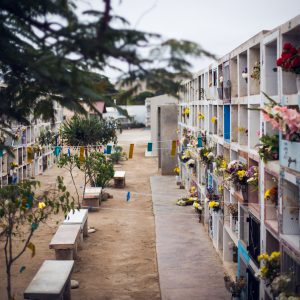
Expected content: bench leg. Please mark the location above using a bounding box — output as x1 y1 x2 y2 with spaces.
55 249 74 260
63 279 71 300
83 220 88 238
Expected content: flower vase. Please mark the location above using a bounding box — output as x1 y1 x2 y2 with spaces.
241 185 248 201
297 74 300 95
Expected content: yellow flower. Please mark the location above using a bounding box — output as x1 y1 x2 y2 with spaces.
264 189 271 200
258 253 269 262
190 186 196 193
203 151 208 157
209 201 219 208
193 202 200 209
270 251 280 260
183 108 190 116
261 265 268 275
237 170 246 180
220 160 227 169
211 116 217 124
174 167 180 174
198 112 205 120
38 202 46 209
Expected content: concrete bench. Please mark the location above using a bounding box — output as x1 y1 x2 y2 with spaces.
82 187 102 209
49 225 81 260
113 171 126 188
63 209 88 241
24 260 74 300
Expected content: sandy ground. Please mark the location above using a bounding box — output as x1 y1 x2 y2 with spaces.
0 128 161 300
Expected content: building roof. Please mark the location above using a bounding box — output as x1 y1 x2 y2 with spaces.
93 101 107 114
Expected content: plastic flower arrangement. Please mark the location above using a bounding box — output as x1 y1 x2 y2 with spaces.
173 166 180 175
251 61 260 82
199 146 214 166
246 166 259 187
214 155 227 176
257 252 281 285
227 203 238 217
261 94 300 142
208 200 220 211
181 149 191 162
264 186 278 205
198 112 205 120
186 158 195 168
256 134 279 162
183 107 190 117
224 274 246 297
276 43 300 74
226 160 248 190
211 116 217 124
206 186 220 201
10 162 18 168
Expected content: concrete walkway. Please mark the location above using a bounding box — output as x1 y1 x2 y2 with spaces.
150 176 230 300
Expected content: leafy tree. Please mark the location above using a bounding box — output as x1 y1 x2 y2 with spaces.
0 177 75 300
0 0 215 132
86 152 114 188
62 115 120 146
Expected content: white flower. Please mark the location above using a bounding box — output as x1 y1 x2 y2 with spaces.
219 76 224 83
207 152 214 159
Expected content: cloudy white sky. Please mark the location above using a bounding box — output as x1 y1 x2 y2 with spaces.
85 0 300 79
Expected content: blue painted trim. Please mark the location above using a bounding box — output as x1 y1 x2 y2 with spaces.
238 240 250 277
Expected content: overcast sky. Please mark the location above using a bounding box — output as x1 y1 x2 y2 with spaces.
86 0 300 79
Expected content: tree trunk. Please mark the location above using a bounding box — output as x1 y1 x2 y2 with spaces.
84 148 95 186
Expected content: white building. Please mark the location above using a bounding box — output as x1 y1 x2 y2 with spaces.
178 15 300 300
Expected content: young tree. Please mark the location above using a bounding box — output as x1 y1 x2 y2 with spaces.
0 177 75 300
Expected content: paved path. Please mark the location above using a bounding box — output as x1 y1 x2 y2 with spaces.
151 176 230 300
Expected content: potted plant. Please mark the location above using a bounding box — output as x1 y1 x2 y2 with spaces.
260 93 300 171
256 134 279 162
276 42 300 93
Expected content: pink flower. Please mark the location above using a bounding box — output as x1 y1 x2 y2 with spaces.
256 130 261 136
270 118 280 130
263 112 272 122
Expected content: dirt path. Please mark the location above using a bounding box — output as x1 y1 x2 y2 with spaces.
0 129 161 300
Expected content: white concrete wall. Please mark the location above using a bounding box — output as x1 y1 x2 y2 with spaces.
147 95 178 156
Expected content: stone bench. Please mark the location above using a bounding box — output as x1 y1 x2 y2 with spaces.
49 225 81 260
63 209 88 241
82 187 102 209
24 260 74 300
113 171 126 188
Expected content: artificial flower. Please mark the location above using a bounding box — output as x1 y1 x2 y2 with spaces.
38 202 46 209
211 116 217 124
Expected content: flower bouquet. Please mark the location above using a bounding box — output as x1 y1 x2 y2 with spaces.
251 61 260 82
226 160 248 191
256 134 279 162
183 107 190 118
261 94 300 142
276 43 300 75
199 146 214 167
173 166 180 175
257 252 281 286
227 203 238 217
214 155 227 176
224 274 246 297
180 149 191 163
246 166 259 188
